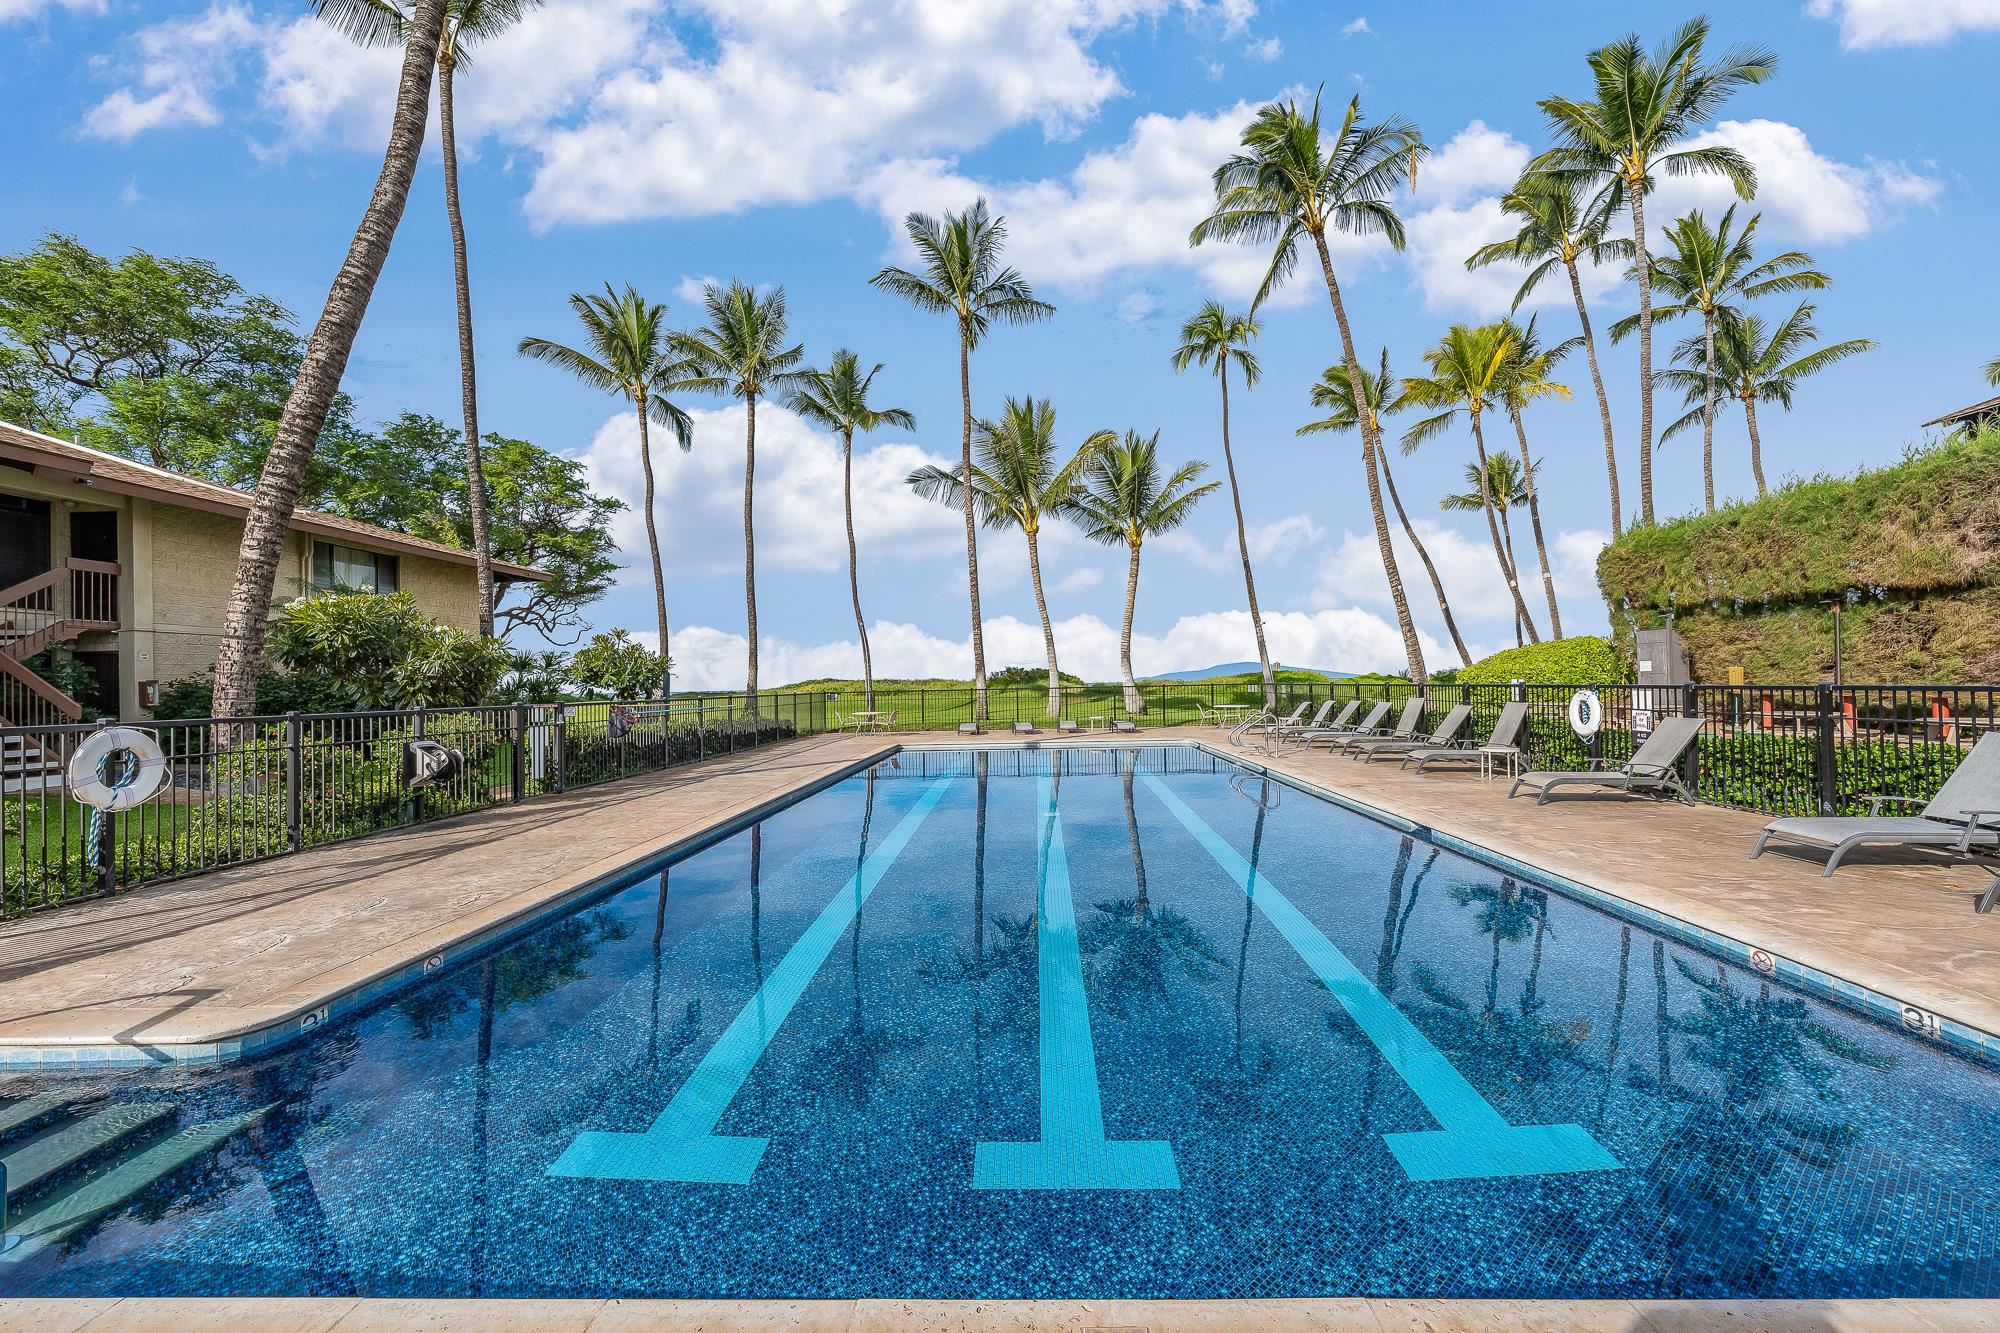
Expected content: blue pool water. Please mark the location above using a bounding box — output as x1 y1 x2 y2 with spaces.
4 745 2000 1299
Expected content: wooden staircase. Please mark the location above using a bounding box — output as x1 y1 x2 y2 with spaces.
0 560 120 793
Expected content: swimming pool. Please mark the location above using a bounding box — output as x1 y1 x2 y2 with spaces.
3 744 1998 1299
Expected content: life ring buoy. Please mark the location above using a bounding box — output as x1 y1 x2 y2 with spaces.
1567 689 1603 741
69 727 169 811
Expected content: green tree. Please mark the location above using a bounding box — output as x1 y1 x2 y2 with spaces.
784 351 914 710
1397 323 1541 642
1170 301 1276 708
908 397 1108 719
1660 303 1874 497
870 200 1055 720
1465 171 1634 537
1068 431 1218 713
211 0 450 722
1190 90 1430 683
266 590 510 709
518 284 692 698
569 628 669 700
1986 356 2000 388
1533 17 1775 525
1496 317 1575 638
1297 351 1471 666
670 281 807 711
1441 453 1537 646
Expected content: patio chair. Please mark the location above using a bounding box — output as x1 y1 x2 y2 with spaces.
1230 701 1308 746
1265 699 1342 745
1750 732 2000 880
1310 698 1425 752
1112 718 1141 733
1509 715 1706 805
1403 701 1529 773
1058 719 1081 735
1350 702 1472 763
1012 720 1037 734
957 721 980 736
1296 701 1389 750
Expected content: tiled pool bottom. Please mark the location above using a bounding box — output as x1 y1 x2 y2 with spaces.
5 745 2000 1299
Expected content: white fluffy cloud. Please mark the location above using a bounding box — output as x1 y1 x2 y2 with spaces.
79 2 257 141
1315 516 1607 637
1655 119 1942 245
2 0 101 20
1807 0 2000 48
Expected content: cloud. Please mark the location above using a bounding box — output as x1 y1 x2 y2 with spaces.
1806 0 2000 48
675 274 720 304
1340 16 1370 36
118 178 144 206
1054 567 1104 594
1315 517 1607 641
1244 36 1281 60
79 2 258 141
1114 290 1159 323
1654 119 1942 246
1 0 104 23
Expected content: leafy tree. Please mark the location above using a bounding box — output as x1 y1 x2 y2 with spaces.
786 351 915 711
212 0 450 722
908 396 1107 718
569 628 669 700
870 200 1054 720
1987 356 2000 388
1495 317 1575 637
1533 17 1775 525
1441 453 1538 645
266 590 510 709
518 284 692 698
1068 431 1218 713
1190 90 1431 683
670 281 807 710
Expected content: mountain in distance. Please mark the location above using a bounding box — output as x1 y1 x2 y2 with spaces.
1142 661 1354 682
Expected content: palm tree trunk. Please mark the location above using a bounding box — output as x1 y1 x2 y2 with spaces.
1025 524 1062 720
1508 405 1563 639
1377 443 1472 666
635 393 670 699
958 323 988 720
211 0 447 722
1471 413 1540 642
1701 307 1718 514
1119 538 1143 713
1628 176 1657 526
1122 759 1148 915
1743 392 1769 498
1499 505 1525 646
743 390 759 714
1311 230 1426 684
436 53 495 640
1218 358 1274 708
1566 257 1622 539
842 427 873 711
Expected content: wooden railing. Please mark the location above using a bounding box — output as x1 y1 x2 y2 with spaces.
0 651 80 728
0 559 120 662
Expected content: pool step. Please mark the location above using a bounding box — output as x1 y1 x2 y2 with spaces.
0 1092 76 1143
0 1102 176 1199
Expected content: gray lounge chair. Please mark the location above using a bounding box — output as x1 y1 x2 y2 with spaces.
1267 699 1358 749
1112 718 1141 733
1231 701 1309 745
1509 714 1705 805
1265 698 1338 742
1312 697 1425 752
1058 719 1081 734
1403 701 1529 773
1351 702 1472 762
1012 720 1037 734
957 721 980 736
1299 700 1389 749
1750 732 2000 881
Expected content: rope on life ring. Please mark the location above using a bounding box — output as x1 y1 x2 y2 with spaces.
68 727 169 874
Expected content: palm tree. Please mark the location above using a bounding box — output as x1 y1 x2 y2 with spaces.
670 281 807 709
317 0 543 638
1660 303 1874 497
1466 169 1633 537
1190 90 1431 684
1068 432 1219 713
870 201 1054 720
1297 351 1472 667
1397 323 1541 643
907 397 1107 720
1986 356 2000 388
212 0 449 721
1170 302 1276 707
1441 454 1537 646
1496 318 1575 638
1612 207 1828 512
518 285 692 698
784 351 914 711
1533 17 1775 525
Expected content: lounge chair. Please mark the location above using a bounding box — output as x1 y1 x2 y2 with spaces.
1750 732 2000 880
1265 699 1350 747
1058 719 1081 734
1297 700 1389 750
1230 701 1308 746
1982 872 2000 916
957 721 980 736
1351 702 1472 762
1509 715 1706 805
1273 699 1365 749
1012 720 1037 734
1403 701 1529 773
1112 718 1141 733
1312 697 1425 752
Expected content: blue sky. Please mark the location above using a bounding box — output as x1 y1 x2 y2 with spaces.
4 0 1994 685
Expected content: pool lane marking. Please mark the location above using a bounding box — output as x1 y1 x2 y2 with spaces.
1138 774 1620 1183
548 776 956 1185
972 773 1180 1191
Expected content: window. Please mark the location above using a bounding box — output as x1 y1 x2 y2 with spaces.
311 541 399 594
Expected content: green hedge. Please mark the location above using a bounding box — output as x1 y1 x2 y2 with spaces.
1456 637 1627 687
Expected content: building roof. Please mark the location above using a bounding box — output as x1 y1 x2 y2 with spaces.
1922 395 2000 430
0 418 549 584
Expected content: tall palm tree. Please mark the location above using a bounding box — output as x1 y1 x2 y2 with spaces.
1068 431 1219 713
1441 454 1537 646
518 285 692 698
1190 90 1432 684
1660 304 1874 497
1533 17 1775 525
317 0 543 638
785 351 914 712
870 201 1054 719
1986 356 2000 388
1297 351 1472 667
1170 302 1275 707
907 397 1107 720
1496 318 1576 638
1397 323 1541 643
1466 169 1633 537
1612 207 1827 512
670 281 807 709
212 0 449 721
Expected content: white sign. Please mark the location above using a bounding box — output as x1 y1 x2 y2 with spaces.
1632 708 1654 738
1567 689 1603 741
